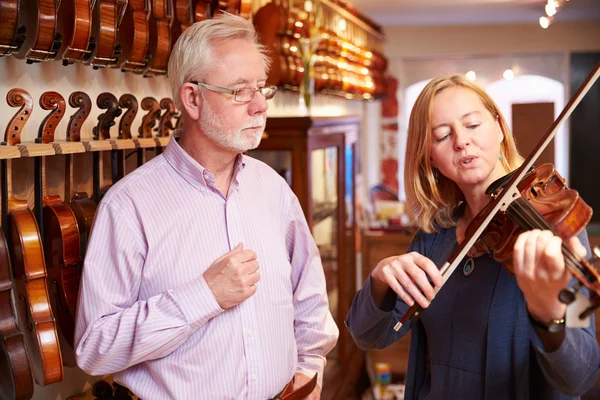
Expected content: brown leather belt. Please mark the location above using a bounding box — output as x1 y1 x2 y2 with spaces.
270 373 318 400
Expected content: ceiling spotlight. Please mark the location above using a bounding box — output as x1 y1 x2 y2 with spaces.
466 71 476 81
539 16 552 29
503 69 515 80
545 2 557 16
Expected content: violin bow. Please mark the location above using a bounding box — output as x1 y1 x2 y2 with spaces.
395 62 600 331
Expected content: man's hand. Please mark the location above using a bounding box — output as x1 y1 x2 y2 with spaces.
203 243 260 309
293 372 320 400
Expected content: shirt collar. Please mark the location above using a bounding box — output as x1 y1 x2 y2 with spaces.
162 133 247 195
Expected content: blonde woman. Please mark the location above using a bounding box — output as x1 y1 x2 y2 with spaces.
346 75 599 399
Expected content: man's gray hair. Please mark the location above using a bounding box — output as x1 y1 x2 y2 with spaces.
167 13 271 111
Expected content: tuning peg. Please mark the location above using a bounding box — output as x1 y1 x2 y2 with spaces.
559 280 582 305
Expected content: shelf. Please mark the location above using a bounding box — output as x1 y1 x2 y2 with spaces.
318 0 385 42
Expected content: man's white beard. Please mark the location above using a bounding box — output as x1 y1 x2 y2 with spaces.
199 100 265 152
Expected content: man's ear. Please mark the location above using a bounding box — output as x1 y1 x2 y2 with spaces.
180 83 202 121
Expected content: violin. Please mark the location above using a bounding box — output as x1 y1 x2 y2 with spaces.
88 0 127 68
65 91 97 259
93 92 122 196
56 0 95 64
5 89 63 385
0 227 34 400
396 63 600 330
0 0 26 56
253 0 287 87
0 149 33 400
171 0 193 48
117 0 151 73
38 91 83 367
144 0 174 77
15 0 62 63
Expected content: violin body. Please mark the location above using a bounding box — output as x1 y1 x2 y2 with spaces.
15 0 61 63
0 0 26 56
68 193 97 258
56 0 94 64
144 0 173 77
9 200 63 386
0 229 33 400
253 0 286 87
473 163 592 272
88 0 124 68
117 0 151 73
43 195 82 366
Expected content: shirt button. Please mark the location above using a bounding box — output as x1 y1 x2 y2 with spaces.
248 330 253 337
251 374 257 381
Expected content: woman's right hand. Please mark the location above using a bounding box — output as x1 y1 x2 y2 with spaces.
370 252 443 308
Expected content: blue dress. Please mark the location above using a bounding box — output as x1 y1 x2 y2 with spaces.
346 226 600 400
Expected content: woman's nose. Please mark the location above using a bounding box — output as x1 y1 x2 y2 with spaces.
453 128 471 149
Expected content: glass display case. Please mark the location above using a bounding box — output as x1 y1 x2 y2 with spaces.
248 116 362 399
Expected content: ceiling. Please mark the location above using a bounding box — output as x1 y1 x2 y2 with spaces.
348 0 600 27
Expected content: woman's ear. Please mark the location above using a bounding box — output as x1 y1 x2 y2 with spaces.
180 83 202 121
496 117 504 144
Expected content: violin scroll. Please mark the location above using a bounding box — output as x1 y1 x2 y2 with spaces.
4 89 33 146
38 91 66 144
118 94 139 140
67 91 92 142
93 93 122 140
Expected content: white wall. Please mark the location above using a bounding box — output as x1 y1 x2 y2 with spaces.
382 21 600 201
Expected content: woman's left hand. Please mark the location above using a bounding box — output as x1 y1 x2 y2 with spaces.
513 229 588 324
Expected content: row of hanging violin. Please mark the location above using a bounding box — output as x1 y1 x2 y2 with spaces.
0 89 173 400
0 0 251 76
4 88 181 146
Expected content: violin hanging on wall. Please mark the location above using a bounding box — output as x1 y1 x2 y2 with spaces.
88 0 127 68
56 0 96 65
14 0 62 63
36 91 84 368
144 0 174 77
0 100 34 398
0 0 26 57
65 92 97 259
5 88 63 386
117 0 151 73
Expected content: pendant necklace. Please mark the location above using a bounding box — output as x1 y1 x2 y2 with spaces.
463 257 475 276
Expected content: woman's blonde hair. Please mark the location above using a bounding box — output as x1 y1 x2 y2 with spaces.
167 13 270 111
404 75 523 233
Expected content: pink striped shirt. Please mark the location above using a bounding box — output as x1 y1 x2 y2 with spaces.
75 136 339 399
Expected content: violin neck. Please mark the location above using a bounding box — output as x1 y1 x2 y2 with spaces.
506 197 593 286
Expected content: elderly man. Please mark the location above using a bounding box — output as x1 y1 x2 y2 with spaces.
75 13 338 400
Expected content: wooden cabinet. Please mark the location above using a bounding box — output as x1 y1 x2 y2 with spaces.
360 228 416 380
248 116 362 399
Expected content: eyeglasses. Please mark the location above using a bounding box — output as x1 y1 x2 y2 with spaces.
190 81 278 103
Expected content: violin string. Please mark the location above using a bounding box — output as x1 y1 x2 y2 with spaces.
508 198 591 280
509 199 583 272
